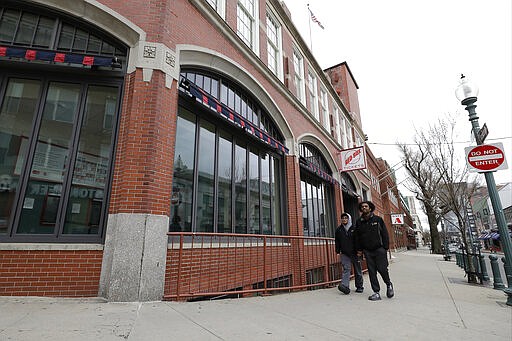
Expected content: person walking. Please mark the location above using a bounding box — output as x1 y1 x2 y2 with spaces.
335 213 364 295
354 201 394 301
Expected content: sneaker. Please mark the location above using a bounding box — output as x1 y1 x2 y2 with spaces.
368 293 381 301
355 287 364 293
386 283 394 298
338 284 350 294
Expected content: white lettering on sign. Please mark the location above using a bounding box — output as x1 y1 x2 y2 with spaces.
465 142 508 173
468 153 503 162
339 146 367 172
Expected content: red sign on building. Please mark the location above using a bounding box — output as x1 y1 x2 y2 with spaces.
465 143 508 172
339 146 367 172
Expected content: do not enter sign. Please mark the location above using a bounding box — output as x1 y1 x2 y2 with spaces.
465 143 508 172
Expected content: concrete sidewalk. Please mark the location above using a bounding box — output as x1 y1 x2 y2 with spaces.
1 248 511 340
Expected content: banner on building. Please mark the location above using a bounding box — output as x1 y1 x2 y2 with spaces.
339 146 367 172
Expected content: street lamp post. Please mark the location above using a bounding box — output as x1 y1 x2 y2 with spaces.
436 207 451 261
440 216 451 261
456 74 512 306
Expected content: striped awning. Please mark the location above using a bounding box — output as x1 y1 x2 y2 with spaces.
181 80 289 154
478 232 491 240
480 231 511 240
0 45 118 67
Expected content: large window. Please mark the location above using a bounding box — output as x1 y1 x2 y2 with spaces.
334 106 342 145
266 12 282 79
299 143 335 238
0 5 126 242
293 49 305 104
320 88 329 130
237 0 258 53
205 0 226 18
174 70 285 235
0 6 126 67
0 76 121 241
307 70 318 120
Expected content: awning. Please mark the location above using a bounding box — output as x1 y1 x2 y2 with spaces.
181 80 289 155
478 232 491 240
490 232 500 240
480 231 512 240
0 45 118 67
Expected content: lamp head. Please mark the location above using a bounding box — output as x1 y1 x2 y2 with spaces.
455 74 479 102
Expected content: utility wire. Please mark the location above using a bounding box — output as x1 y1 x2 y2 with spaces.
367 136 512 146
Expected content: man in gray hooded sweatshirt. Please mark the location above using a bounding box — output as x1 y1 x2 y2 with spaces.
335 212 364 294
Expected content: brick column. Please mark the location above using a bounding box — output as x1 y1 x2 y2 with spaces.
99 69 177 301
334 183 344 227
285 155 306 287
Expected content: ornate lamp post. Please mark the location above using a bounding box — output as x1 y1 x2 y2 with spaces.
455 75 512 305
436 207 451 261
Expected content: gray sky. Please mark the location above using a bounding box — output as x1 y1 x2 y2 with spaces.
283 0 512 222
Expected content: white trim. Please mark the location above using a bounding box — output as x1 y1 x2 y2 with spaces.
0 243 103 251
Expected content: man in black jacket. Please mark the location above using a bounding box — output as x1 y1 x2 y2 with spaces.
335 213 363 294
354 201 394 301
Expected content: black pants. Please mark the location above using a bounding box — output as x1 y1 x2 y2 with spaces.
364 247 391 293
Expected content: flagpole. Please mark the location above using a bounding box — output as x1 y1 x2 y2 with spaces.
307 3 313 51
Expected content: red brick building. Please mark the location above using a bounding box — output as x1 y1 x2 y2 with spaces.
0 0 408 301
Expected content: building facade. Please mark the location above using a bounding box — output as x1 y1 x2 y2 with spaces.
1 0 405 301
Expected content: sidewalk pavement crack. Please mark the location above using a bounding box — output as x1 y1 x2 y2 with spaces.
164 303 224 340
437 261 467 329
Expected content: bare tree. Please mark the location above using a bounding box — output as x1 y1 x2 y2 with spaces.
398 129 444 254
428 118 479 282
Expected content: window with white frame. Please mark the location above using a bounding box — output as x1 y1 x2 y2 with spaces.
340 116 347 149
237 0 258 52
334 106 341 145
388 186 399 206
307 70 318 120
320 88 329 130
356 133 363 147
371 173 380 193
206 0 226 18
266 12 282 79
345 119 353 148
293 49 305 104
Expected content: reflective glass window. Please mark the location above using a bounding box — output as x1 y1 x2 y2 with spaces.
248 148 259 234
217 131 232 233
197 121 216 232
171 108 196 232
0 79 41 234
234 142 247 233
63 86 117 234
17 82 81 234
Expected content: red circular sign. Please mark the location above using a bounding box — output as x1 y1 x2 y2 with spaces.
467 144 505 171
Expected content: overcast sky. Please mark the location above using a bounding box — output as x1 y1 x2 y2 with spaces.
283 0 512 223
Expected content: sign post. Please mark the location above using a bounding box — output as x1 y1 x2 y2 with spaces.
465 142 508 173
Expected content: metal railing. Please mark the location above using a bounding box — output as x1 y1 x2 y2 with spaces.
164 232 346 301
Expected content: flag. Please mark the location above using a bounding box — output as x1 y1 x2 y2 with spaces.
308 7 324 29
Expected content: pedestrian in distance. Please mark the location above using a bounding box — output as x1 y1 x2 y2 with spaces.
354 201 394 301
335 212 364 295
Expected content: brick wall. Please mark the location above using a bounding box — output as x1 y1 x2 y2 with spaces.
164 243 339 299
0 250 102 297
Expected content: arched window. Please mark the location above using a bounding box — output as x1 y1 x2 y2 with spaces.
0 4 127 242
172 70 286 235
299 142 335 237
0 5 127 69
